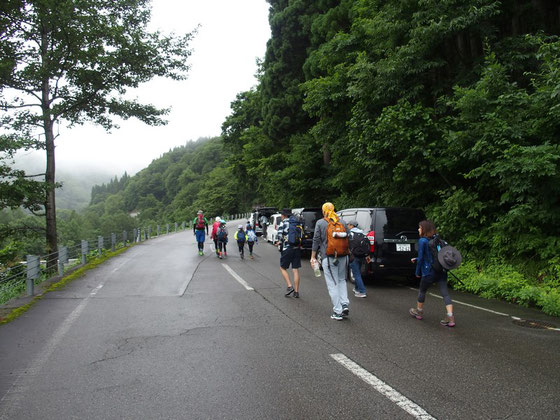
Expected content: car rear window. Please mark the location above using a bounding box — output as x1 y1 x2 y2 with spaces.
301 211 322 232
378 208 425 235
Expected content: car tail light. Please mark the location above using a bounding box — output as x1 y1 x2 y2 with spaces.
366 230 375 254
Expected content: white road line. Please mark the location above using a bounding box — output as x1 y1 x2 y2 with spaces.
222 264 254 291
331 353 436 420
407 287 510 316
0 286 98 419
409 287 560 331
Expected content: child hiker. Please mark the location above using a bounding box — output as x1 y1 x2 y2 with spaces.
234 224 247 259
246 224 258 259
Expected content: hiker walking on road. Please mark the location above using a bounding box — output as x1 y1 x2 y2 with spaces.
409 220 456 327
217 220 228 259
211 217 221 256
234 225 247 259
193 210 209 256
310 202 350 320
246 225 258 259
275 208 302 298
347 220 369 298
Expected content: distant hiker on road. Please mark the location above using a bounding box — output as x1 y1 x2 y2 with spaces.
193 210 209 256
275 208 303 298
234 224 247 259
409 220 457 327
310 202 350 320
211 217 221 256
217 220 228 259
246 224 258 259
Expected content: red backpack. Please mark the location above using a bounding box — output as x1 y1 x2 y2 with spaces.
195 214 205 230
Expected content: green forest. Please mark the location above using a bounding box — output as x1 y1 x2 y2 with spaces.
2 1 560 313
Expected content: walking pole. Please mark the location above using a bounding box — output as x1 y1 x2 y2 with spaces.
447 270 465 286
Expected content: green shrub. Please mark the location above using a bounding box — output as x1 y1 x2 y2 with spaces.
450 259 560 317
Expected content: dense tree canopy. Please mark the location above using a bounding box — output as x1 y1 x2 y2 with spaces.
2 0 560 276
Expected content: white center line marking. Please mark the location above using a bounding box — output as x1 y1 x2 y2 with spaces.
222 264 254 291
331 353 436 420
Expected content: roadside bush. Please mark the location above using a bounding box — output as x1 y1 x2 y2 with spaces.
450 259 560 317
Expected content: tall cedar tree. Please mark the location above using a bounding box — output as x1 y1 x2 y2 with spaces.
0 0 194 267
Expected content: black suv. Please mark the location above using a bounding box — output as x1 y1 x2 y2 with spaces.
337 207 426 277
292 207 322 252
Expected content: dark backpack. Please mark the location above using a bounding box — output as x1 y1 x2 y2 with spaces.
349 231 369 258
428 235 449 272
217 227 228 241
287 216 303 246
195 214 205 230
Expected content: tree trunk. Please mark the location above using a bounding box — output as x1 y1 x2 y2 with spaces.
41 19 58 271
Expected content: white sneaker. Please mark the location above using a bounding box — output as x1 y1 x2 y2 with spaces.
354 292 367 298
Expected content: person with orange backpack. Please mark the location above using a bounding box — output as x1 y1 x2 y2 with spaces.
310 202 351 320
192 210 209 256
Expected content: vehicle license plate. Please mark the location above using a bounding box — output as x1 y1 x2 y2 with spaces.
396 243 411 252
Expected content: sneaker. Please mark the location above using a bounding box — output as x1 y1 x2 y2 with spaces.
330 312 343 321
440 315 455 327
354 292 367 298
285 286 294 297
352 288 358 294
341 304 349 317
293 292 299 298
240 254 244 260
409 307 424 320
250 255 254 260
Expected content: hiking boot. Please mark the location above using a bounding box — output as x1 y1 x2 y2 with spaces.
409 307 424 320
440 315 455 327
354 292 367 298
330 312 343 321
285 286 294 297
341 304 349 317
293 292 299 298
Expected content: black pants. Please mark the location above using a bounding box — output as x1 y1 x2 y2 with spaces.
248 241 255 254
418 271 452 305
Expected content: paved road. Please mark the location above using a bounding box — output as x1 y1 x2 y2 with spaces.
1 221 559 419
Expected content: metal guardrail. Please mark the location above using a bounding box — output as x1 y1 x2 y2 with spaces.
0 213 251 303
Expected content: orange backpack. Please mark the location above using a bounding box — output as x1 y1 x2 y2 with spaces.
325 218 349 257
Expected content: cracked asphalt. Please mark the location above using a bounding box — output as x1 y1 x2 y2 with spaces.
1 220 559 419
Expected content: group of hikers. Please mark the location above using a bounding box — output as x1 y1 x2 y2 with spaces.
192 211 258 259
192 203 459 327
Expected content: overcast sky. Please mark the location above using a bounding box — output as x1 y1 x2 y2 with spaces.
17 0 271 176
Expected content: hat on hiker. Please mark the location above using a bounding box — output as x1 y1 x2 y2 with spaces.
347 219 358 227
437 246 462 270
281 208 292 217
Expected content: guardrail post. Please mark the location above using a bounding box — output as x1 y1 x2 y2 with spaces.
123 230 128 246
148 226 152 239
182 221 185 230
58 246 68 277
166 224 169 235
174 222 178 232
81 240 88 264
98 236 103 256
111 233 116 252
26 255 39 296
156 225 160 236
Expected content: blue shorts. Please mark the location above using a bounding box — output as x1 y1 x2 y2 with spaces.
195 230 205 243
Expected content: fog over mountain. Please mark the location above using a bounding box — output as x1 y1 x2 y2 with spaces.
13 151 126 210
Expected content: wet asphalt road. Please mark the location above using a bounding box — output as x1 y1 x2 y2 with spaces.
1 220 559 419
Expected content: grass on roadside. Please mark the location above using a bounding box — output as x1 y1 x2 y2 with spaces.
450 258 560 317
0 246 132 325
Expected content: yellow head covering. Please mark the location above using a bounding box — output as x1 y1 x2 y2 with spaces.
322 202 338 223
